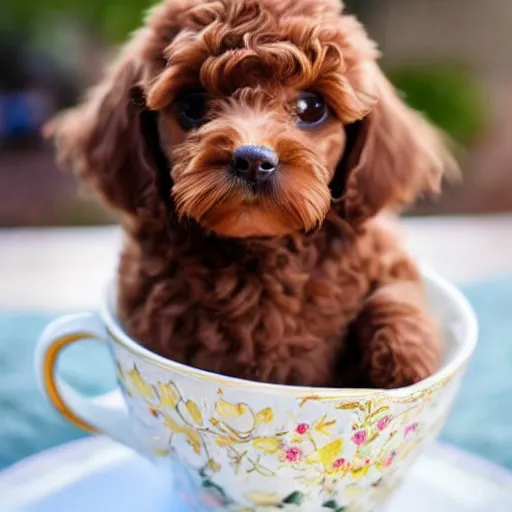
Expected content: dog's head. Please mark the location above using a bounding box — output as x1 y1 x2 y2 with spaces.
47 0 455 237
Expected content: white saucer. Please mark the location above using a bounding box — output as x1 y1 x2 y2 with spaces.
1 437 512 512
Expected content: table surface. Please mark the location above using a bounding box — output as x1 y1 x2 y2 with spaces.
1 436 512 512
1 214 512 310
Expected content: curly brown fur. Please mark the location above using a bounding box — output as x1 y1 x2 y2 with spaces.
46 0 456 388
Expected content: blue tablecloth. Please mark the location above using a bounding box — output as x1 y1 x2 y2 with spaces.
1 276 511 471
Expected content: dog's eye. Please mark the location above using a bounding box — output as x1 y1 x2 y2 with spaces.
296 92 329 127
177 92 207 129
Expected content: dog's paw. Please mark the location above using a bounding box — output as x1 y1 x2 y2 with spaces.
353 290 442 389
361 323 440 388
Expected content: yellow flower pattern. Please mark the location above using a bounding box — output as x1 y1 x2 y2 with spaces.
164 416 203 454
215 400 250 420
127 367 154 399
245 492 282 507
313 414 337 436
115 362 457 512
307 439 343 467
252 437 281 454
185 400 204 426
255 407 274 424
158 381 180 408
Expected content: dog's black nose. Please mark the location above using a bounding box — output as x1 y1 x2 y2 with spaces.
231 145 278 184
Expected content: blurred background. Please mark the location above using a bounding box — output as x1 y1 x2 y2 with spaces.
1 0 511 226
1 0 512 498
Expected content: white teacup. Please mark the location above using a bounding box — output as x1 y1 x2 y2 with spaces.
36 269 477 512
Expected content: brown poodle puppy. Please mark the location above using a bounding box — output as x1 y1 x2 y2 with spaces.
47 0 456 389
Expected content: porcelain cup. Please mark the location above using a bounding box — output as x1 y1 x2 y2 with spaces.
35 268 477 512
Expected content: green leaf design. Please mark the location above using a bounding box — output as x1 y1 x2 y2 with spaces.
322 500 338 509
283 491 305 505
336 508 347 512
202 479 230 505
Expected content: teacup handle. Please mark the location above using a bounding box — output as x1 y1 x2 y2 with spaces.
35 312 140 451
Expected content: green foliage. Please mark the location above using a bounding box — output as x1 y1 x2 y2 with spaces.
387 62 488 145
4 0 155 42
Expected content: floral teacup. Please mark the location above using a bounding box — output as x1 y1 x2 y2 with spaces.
36 269 477 512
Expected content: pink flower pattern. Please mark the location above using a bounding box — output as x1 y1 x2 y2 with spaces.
295 423 309 435
382 450 397 468
351 429 368 446
332 458 346 469
405 422 419 436
377 416 391 431
284 446 303 463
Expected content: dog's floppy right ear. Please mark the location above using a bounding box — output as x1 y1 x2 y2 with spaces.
45 45 163 218
331 66 458 225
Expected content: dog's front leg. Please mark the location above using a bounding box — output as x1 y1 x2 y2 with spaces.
351 278 441 389
346 218 442 389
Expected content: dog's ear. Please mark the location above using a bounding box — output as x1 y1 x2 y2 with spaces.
45 49 164 219
334 66 458 224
